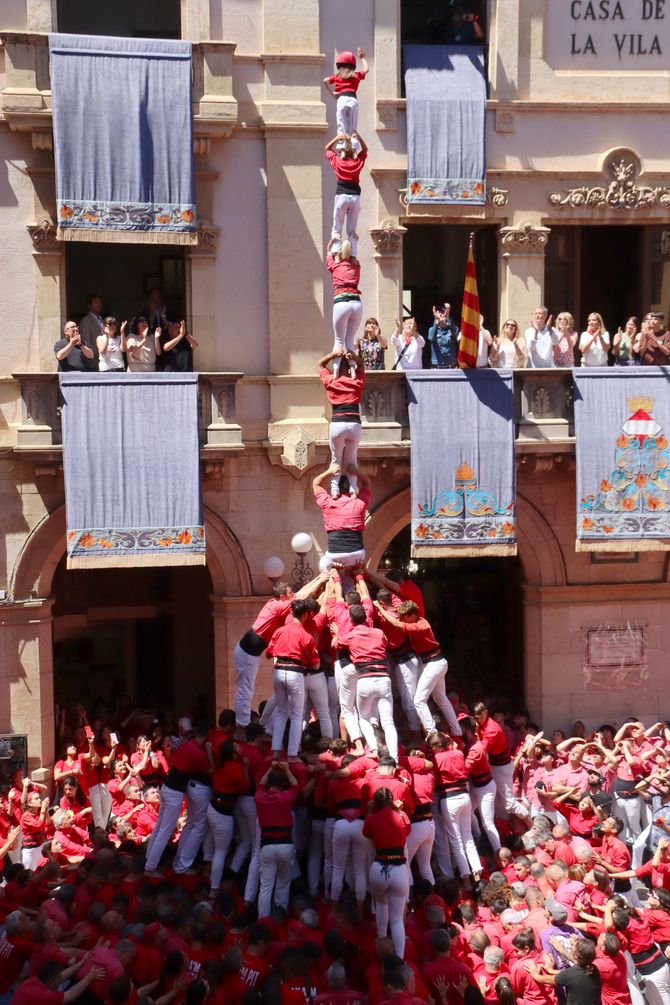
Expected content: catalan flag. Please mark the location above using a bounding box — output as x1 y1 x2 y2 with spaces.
458 236 480 368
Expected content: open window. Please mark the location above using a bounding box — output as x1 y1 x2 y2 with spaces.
57 0 181 38
400 1 488 96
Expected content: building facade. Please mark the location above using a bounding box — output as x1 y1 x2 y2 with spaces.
1 0 670 775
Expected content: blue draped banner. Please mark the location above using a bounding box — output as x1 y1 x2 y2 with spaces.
49 33 196 243
574 368 670 551
407 370 516 556
60 372 205 567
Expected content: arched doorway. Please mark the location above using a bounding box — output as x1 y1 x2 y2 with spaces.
379 524 523 706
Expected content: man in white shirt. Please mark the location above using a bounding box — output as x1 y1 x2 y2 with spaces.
476 317 493 368
391 318 426 370
525 306 557 368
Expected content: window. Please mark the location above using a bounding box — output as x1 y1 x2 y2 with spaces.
401 1 487 47
57 0 181 39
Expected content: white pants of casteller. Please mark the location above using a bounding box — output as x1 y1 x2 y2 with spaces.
173 780 212 873
233 641 261 727
336 658 361 742
440 793 482 878
470 780 501 852
244 821 262 902
641 960 670 1005
391 653 422 733
332 298 363 357
206 807 235 891
336 94 358 136
369 860 409 959
356 676 398 760
258 843 294 917
326 676 339 735
272 667 305 756
331 817 369 902
331 195 360 256
231 794 257 873
329 422 361 495
145 784 184 870
491 762 529 819
432 798 455 877
414 656 462 736
22 845 42 871
407 819 435 883
304 672 335 737
613 794 644 843
88 783 112 830
324 548 366 570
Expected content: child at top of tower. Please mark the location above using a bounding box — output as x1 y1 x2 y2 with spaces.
323 48 369 139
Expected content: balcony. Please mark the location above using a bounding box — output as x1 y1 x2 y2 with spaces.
0 32 238 143
11 372 244 454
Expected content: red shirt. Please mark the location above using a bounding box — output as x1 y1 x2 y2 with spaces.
397 579 425 616
477 716 512 764
362 806 410 851
20 810 46 847
510 953 556 1005
326 255 361 296
315 487 371 532
0 933 34 993
401 617 440 655
327 70 367 95
423 958 474 1005
252 597 293 643
53 825 90 858
320 367 364 404
134 804 160 839
433 748 469 792
326 148 367 185
601 834 631 871
172 739 210 778
465 741 493 785
338 624 387 664
267 621 319 669
594 950 630 1005
13 976 64 1005
636 859 670 891
240 952 270 989
254 785 299 834
362 771 415 815
327 774 366 821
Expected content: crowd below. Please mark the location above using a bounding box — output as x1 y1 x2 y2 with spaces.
2 566 670 1005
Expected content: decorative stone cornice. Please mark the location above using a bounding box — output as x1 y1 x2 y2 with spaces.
27 219 60 253
498 222 550 256
548 148 670 211
370 219 407 258
190 219 219 256
488 187 509 207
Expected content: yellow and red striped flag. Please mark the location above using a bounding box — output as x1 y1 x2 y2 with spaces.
458 235 480 369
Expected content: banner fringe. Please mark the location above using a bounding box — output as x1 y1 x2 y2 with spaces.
57 227 198 245
411 544 517 559
67 552 206 569
575 539 670 553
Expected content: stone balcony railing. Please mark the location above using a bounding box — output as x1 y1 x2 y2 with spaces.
0 33 238 141
10 368 575 456
11 372 244 452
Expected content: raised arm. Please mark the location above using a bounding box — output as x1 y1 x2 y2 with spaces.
313 464 339 494
325 133 346 152
318 349 343 369
352 130 367 154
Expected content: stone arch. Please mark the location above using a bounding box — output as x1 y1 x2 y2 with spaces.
365 488 566 587
9 503 253 601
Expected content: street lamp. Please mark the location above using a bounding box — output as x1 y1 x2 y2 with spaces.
263 556 285 582
290 532 313 589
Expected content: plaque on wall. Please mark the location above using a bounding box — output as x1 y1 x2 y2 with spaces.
583 625 647 689
0 734 28 791
546 0 668 71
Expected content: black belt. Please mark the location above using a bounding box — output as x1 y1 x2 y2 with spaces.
471 772 493 788
210 793 235 816
327 529 364 552
418 647 442 664
410 803 433 822
260 825 292 847
375 845 406 864
390 641 414 660
356 661 389 676
632 944 663 973
437 783 468 797
337 648 351 663
489 752 512 767
275 658 314 674
239 628 268 657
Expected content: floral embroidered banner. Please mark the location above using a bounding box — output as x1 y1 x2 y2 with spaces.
49 34 196 244
574 368 670 551
59 372 205 568
404 45 486 205
406 371 516 557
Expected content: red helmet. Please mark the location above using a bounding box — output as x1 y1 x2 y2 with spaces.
336 51 356 67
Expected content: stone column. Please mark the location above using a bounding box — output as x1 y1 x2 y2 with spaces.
27 222 67 371
188 220 219 372
370 219 407 365
489 0 520 100
497 222 551 331
0 598 55 775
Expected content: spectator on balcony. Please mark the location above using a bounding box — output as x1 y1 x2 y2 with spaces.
54 321 96 372
78 293 104 368
158 320 198 372
445 6 484 44
476 317 493 368
612 316 641 366
392 317 425 370
144 286 170 335
490 319 527 369
638 310 670 365
552 312 578 367
126 315 162 372
579 313 610 367
525 307 559 368
97 317 127 373
355 318 387 370
428 304 460 368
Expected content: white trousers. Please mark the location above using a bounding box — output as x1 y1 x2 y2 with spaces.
324 548 366 569
336 94 358 136
406 819 435 883
391 653 422 733
244 821 262 903
336 658 361 742
230 794 256 873
206 807 235 891
440 792 482 878
145 784 184 871
304 672 335 737
258 843 294 917
233 641 261 727
327 676 340 734
329 422 361 495
331 817 369 902
369 860 409 959
272 667 305 756
491 762 529 819
332 299 363 358
22 845 42 871
88 783 112 830
470 780 501 852
173 780 212 873
414 657 462 736
432 797 455 877
332 194 360 256
613 794 644 843
356 675 398 760
632 823 651 869
640 961 670 1005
